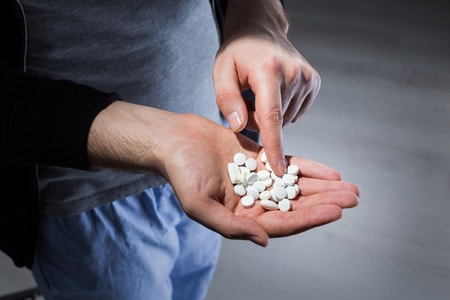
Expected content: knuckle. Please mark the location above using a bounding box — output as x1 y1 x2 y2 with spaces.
287 67 302 84
263 56 282 74
304 67 321 85
264 108 283 126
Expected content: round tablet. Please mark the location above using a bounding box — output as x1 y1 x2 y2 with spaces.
246 172 259 185
278 199 291 212
241 195 255 208
252 180 266 192
233 153 247 166
233 184 246 196
245 158 257 171
287 164 300 176
285 186 297 199
246 186 260 200
257 170 270 181
271 186 287 201
282 174 297 186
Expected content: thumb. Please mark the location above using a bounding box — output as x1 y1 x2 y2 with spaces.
185 196 269 247
213 62 248 132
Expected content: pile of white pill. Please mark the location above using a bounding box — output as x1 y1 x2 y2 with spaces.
227 152 300 211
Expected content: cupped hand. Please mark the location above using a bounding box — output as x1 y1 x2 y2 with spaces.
157 113 359 247
88 103 358 246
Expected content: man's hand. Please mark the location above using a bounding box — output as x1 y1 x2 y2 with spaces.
159 114 358 246
89 102 358 247
213 0 321 176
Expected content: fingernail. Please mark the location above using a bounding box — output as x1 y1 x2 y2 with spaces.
227 111 242 131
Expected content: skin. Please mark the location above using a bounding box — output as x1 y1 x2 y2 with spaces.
87 0 358 247
214 0 321 176
88 102 359 246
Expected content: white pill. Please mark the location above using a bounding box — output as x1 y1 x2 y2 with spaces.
294 184 300 194
271 186 287 202
274 177 286 188
260 151 267 163
285 185 297 199
287 164 300 176
239 166 250 185
245 158 257 171
246 172 259 185
257 170 271 181
265 162 273 172
282 174 297 186
260 199 278 211
259 190 272 201
228 163 242 184
278 198 291 212
234 152 247 166
252 180 266 192
241 195 255 208
270 171 279 180
262 178 273 188
246 186 260 200
233 184 246 196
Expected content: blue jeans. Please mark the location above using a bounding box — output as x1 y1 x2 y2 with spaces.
32 184 222 300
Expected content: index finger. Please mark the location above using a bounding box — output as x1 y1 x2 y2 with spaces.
251 70 286 176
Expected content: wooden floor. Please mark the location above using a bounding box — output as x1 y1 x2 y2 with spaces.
1 0 449 299
207 0 450 299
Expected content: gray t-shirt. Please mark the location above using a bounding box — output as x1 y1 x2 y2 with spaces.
21 0 222 215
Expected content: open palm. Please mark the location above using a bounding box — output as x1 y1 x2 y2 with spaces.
158 113 359 246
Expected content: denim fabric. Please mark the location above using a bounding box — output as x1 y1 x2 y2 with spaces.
32 184 222 300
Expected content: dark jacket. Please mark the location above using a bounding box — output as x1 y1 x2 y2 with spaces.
0 0 121 268
0 0 231 269
0 0 280 269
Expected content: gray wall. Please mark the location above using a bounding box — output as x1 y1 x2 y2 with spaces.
207 0 450 299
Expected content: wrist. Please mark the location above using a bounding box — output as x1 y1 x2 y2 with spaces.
222 0 289 43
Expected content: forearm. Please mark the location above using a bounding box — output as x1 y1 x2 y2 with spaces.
222 0 289 43
87 101 164 174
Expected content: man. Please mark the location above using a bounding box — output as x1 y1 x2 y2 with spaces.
0 0 359 299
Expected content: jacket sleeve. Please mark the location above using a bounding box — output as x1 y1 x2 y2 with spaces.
0 0 120 170
0 63 119 169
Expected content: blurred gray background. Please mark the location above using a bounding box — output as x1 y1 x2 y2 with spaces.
207 0 450 299
1 0 449 299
